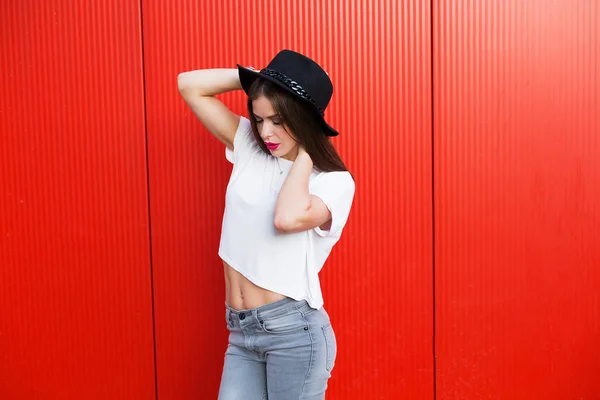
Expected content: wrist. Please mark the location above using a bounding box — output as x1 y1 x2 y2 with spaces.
296 149 312 164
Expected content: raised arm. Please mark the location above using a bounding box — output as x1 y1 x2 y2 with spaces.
274 148 333 233
177 68 242 149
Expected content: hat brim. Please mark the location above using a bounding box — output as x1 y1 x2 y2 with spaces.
236 64 339 136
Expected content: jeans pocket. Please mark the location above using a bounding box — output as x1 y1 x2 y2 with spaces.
260 310 308 335
321 323 336 372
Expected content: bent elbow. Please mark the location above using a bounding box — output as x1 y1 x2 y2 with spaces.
273 214 297 233
177 73 188 94
177 72 197 97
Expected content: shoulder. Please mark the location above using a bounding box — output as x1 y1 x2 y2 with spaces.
235 116 253 140
227 116 262 163
309 170 356 211
309 170 355 237
238 115 252 129
310 170 355 195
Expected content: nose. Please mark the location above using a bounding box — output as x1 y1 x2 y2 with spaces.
259 124 273 140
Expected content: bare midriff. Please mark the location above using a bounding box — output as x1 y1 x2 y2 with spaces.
223 261 287 311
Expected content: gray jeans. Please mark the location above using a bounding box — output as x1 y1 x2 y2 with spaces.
218 297 337 399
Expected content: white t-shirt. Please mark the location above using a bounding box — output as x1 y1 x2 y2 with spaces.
218 116 355 309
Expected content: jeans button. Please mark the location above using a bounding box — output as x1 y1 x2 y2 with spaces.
239 312 245 320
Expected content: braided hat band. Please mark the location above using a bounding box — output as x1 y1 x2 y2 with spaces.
260 69 325 116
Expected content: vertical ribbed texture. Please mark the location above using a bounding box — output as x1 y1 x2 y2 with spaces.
0 1 155 399
434 1 600 398
142 0 433 398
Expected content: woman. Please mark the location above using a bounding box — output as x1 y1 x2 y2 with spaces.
177 50 355 399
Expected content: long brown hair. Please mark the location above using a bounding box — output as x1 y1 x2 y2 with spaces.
247 78 349 173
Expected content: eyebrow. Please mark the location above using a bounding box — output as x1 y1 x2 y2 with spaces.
253 114 281 120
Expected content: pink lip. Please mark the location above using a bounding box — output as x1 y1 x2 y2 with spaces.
265 142 280 150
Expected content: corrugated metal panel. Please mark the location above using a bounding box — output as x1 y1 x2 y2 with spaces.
141 0 433 398
0 1 155 399
434 1 600 398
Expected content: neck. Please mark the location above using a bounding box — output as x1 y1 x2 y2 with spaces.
281 146 299 162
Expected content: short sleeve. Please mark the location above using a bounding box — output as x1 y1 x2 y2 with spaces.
225 116 257 164
309 171 356 237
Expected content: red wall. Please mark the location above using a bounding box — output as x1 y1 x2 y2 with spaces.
0 1 155 399
1 1 598 399
433 1 600 398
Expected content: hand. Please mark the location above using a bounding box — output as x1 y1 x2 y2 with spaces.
295 146 312 165
298 146 308 156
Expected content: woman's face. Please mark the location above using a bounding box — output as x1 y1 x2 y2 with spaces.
252 95 299 161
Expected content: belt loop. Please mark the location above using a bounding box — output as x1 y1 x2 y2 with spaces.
252 309 261 325
225 307 233 328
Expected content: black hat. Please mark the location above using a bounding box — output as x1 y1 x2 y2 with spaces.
237 49 338 136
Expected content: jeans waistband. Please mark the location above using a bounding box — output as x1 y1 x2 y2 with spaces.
225 297 313 320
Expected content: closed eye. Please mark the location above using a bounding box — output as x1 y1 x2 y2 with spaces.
254 114 282 126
